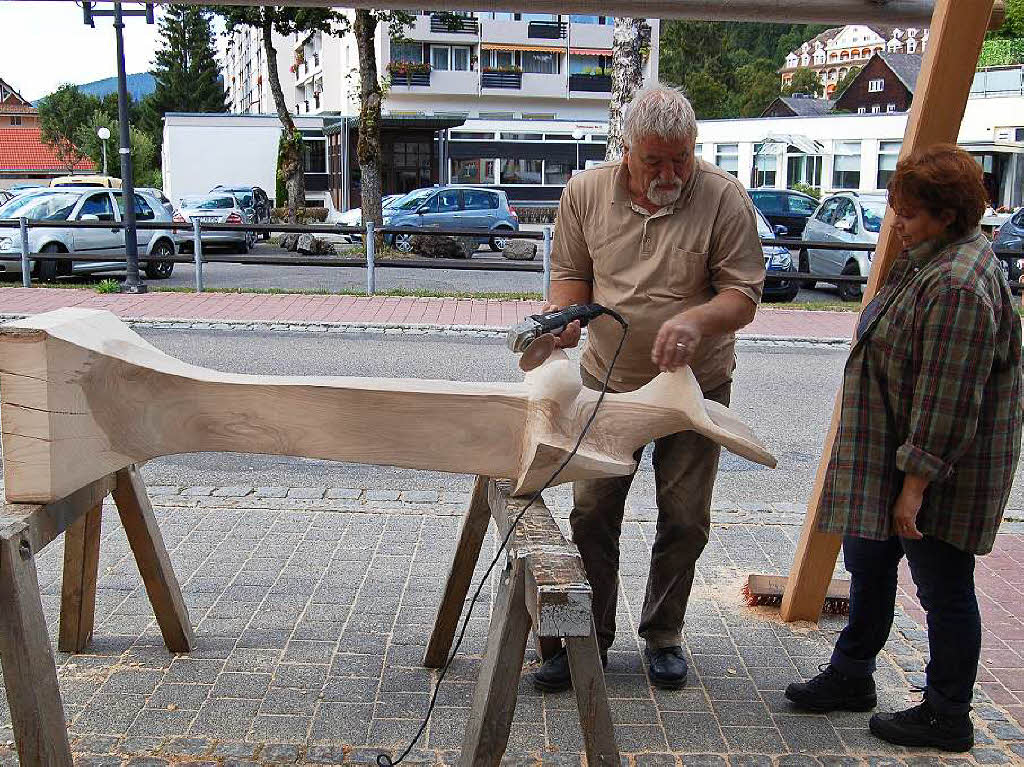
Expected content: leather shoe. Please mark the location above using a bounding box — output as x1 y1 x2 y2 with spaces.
644 645 688 689
869 701 973 752
785 663 876 713
532 647 607 693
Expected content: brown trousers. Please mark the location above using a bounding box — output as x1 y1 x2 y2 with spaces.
571 369 730 653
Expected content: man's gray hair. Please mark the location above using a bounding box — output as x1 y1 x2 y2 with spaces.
622 85 697 148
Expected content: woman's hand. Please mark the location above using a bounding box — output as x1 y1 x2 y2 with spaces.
892 476 927 539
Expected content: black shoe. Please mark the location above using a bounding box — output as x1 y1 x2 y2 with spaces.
785 664 877 713
644 645 688 689
532 647 608 693
869 700 973 752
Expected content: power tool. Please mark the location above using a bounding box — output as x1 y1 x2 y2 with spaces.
507 303 614 371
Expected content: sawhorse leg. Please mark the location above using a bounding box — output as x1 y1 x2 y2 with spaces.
566 622 619 767
59 501 103 653
113 465 194 653
424 475 491 667
0 523 74 766
459 557 531 767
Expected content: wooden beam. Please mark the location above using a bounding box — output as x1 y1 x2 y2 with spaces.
566 623 620 767
113 466 195 653
781 0 997 622
0 309 774 504
58 501 102 653
122 0 1005 27
0 475 115 556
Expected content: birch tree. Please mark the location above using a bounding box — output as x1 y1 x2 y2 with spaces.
605 18 649 162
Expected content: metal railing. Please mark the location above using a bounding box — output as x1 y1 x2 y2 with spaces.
2 218 1022 298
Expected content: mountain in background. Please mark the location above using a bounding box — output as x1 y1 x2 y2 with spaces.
33 72 156 105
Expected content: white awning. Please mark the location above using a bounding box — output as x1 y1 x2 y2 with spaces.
756 133 823 155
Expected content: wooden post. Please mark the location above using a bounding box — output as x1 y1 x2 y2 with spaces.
0 522 74 767
565 622 620 767
58 501 103 652
781 0 997 622
424 475 491 667
112 466 195 652
458 557 532 767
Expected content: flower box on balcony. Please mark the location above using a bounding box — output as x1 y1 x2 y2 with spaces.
387 62 432 86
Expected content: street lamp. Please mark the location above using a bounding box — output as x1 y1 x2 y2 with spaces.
571 128 590 175
83 1 154 294
97 126 110 175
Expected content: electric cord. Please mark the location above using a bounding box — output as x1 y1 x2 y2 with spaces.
378 310 628 767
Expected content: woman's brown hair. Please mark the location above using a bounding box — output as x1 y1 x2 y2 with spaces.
886 143 988 238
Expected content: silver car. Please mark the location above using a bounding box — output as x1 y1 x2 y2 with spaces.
800 191 885 301
0 187 177 281
174 194 254 254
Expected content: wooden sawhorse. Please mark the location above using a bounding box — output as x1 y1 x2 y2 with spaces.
0 466 192 766
425 477 620 767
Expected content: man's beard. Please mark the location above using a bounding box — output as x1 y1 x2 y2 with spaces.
647 178 683 207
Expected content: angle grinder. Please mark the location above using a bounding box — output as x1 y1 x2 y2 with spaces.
507 303 613 371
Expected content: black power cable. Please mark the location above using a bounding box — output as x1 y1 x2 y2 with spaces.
378 310 628 767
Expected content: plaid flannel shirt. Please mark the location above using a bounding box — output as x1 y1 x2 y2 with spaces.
818 229 1023 555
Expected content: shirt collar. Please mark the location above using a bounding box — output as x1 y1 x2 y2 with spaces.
907 226 984 266
611 158 702 214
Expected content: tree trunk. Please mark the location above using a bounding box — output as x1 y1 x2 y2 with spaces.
354 9 384 243
262 11 305 222
605 18 649 162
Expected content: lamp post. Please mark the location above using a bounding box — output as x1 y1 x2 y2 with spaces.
83 0 154 294
571 128 589 175
97 126 110 175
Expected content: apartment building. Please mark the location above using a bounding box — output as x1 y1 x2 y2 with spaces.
221 25 294 115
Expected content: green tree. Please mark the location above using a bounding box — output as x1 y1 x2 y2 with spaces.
731 59 781 117
73 109 161 187
832 66 862 97
783 67 823 97
142 4 226 158
38 84 100 171
683 71 731 119
988 0 1024 39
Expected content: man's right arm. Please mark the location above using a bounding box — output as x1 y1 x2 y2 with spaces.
543 179 594 348
543 280 593 349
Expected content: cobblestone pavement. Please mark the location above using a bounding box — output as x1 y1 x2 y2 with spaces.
0 486 1022 766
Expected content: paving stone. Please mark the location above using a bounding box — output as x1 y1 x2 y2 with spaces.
180 487 216 497
188 699 260 739
774 757 819 767
326 488 362 499
304 744 348 764
661 712 727 752
671 757 725 767
721 726 786 753
258 743 301 762
162 737 213 757
726 757 774 767
212 486 253 497
398 491 440 504
773 714 845 754
971 748 1012 764
211 672 273 699
310 703 372 743
287 488 325 499
254 487 289 498
126 709 196 737
74 734 121 753
118 736 163 755
365 490 401 502
212 742 260 759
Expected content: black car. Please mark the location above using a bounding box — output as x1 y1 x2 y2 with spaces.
748 188 819 238
211 185 272 240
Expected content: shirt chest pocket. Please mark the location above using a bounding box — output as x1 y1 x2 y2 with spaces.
668 247 709 297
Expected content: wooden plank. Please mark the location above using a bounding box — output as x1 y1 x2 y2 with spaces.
0 475 114 557
112 466 195 653
0 309 773 503
424 475 491 668
782 0 997 622
566 623 620 767
58 501 102 653
0 522 74 767
458 557 531 767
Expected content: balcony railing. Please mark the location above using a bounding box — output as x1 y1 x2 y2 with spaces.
528 20 567 39
430 14 479 33
390 70 432 87
481 70 522 88
569 73 612 92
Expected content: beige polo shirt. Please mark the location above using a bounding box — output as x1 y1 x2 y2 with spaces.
550 159 766 392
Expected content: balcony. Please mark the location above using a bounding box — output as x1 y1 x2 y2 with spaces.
390 71 432 87
569 73 612 92
422 69 479 95
521 72 567 97
528 20 567 39
430 14 478 34
481 69 522 89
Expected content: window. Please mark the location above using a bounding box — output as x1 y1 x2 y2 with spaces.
453 47 470 71
868 78 885 92
753 153 776 188
423 189 460 212
500 159 543 184
391 41 423 63
833 198 858 233
79 193 115 221
304 139 327 173
450 131 495 140
523 51 558 74
464 190 499 209
545 133 573 140
501 132 543 141
478 111 514 120
886 103 896 112
749 192 783 214
431 45 472 71
832 141 862 189
569 54 609 74
113 193 155 221
876 140 901 188
544 160 573 185
483 50 515 69
521 113 555 120
715 144 739 177
871 104 881 113
431 46 450 70
9 116 21 126
451 158 495 184
816 197 842 225
858 107 867 114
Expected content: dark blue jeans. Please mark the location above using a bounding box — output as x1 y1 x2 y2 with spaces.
830 534 980 717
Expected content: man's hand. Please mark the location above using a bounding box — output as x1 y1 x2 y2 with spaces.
892 476 927 539
652 310 703 372
539 303 583 349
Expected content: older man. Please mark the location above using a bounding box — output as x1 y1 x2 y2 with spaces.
533 86 765 692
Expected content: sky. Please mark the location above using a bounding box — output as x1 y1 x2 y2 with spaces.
0 1 164 101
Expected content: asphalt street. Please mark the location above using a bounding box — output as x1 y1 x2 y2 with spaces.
109 327 856 509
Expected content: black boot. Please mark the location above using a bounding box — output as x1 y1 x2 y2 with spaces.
532 647 607 693
785 664 877 712
869 700 974 752
644 645 688 689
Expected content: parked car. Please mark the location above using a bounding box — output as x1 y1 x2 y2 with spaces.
136 187 175 217
384 186 519 254
748 188 819 238
0 188 177 281
755 207 799 302
50 174 123 189
993 208 1024 292
800 191 885 301
210 185 272 239
174 194 254 254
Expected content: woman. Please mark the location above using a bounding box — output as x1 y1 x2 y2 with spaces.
785 144 1022 753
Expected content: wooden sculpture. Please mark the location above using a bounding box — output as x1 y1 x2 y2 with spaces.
0 308 775 504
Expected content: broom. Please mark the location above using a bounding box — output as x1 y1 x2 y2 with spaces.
742 573 851 616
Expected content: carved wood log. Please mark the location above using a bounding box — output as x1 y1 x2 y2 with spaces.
0 308 775 504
